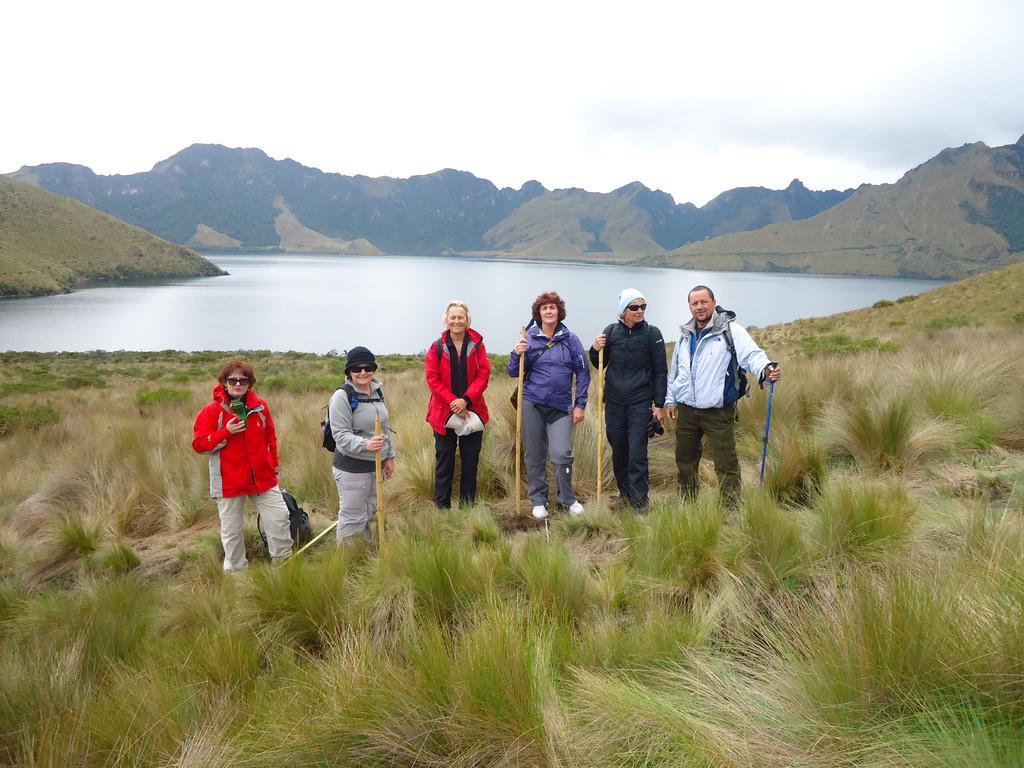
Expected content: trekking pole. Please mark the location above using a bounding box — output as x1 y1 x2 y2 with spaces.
293 520 338 558
596 346 604 506
515 327 526 518
759 377 776 485
375 415 385 547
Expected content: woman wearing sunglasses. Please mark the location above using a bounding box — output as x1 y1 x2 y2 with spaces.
328 346 395 545
192 358 293 572
590 288 667 513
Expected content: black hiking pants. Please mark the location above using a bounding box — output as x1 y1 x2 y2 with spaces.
605 401 652 510
434 429 483 508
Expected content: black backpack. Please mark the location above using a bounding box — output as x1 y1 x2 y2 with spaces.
321 383 386 452
258 487 313 552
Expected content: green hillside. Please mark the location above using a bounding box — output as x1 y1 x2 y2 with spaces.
482 185 664 256
756 258 1024 355
657 137 1024 279
0 177 224 297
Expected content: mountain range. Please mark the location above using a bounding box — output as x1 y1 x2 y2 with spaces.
8 144 849 258
7 133 1024 280
653 136 1024 279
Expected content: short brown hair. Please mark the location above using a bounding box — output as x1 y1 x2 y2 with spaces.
531 291 566 325
217 358 256 388
688 284 716 301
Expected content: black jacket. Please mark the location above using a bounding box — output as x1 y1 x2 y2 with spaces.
588 319 668 407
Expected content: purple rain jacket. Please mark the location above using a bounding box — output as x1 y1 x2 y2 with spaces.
507 322 590 411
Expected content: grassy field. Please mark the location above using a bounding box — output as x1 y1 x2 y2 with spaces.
2 292 1024 764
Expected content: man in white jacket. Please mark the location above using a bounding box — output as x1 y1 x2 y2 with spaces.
665 285 781 504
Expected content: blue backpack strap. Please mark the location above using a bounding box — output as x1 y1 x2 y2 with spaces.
342 382 384 410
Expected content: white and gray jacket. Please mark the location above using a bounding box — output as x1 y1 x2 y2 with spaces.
328 379 395 472
665 308 772 410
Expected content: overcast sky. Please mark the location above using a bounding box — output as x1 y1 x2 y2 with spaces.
4 0 1023 206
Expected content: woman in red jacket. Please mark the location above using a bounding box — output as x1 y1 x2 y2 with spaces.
425 300 491 508
192 358 292 571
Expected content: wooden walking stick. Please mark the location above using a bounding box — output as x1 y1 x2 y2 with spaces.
597 346 604 506
375 415 385 547
293 520 338 557
515 326 526 518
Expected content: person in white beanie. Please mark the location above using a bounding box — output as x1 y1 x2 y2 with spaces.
589 288 667 513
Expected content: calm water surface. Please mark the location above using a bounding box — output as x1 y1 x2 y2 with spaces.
0 255 944 353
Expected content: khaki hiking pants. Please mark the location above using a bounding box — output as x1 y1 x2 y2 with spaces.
216 486 292 573
674 403 741 505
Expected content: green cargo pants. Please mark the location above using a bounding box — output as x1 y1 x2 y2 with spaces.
675 403 741 505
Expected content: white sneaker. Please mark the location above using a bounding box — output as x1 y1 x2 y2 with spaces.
531 505 549 520
568 501 585 517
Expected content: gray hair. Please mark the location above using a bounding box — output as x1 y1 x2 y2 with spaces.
442 300 472 327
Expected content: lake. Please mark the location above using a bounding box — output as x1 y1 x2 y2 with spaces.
0 254 944 354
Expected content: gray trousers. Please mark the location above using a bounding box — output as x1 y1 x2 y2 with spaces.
332 467 378 546
522 400 577 507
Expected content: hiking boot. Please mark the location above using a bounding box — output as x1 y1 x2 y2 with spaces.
568 501 585 516
531 505 549 520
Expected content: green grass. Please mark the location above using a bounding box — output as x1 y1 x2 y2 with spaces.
1 326 1024 766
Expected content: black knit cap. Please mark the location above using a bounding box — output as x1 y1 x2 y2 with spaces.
344 346 377 373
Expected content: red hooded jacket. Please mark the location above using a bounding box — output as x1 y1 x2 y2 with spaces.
192 384 280 498
425 328 491 435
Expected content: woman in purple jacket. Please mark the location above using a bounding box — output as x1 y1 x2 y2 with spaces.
508 290 590 520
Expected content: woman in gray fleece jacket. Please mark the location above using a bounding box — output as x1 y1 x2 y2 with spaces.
328 346 396 545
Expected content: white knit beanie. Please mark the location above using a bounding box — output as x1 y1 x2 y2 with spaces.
618 288 645 317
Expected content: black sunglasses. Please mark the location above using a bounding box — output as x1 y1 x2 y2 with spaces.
626 303 648 312
225 376 249 385
349 364 378 373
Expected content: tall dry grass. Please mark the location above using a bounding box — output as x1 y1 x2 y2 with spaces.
1 333 1024 766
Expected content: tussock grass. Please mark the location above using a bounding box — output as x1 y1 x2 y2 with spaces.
244 548 355 650
740 492 812 589
630 494 726 600
822 394 953 472
763 428 825 505
2 331 1024 765
509 533 594 622
816 481 917 561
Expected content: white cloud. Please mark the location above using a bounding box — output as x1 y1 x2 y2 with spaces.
3 0 1023 205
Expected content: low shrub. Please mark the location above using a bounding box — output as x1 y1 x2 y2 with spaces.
872 299 894 308
794 334 897 357
928 316 972 330
134 387 190 407
0 404 59 436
